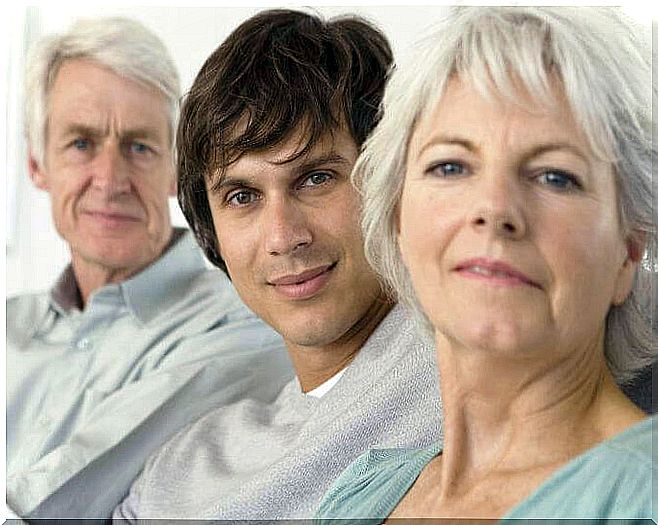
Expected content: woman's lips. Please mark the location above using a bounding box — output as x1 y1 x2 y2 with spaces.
269 263 337 300
454 258 541 289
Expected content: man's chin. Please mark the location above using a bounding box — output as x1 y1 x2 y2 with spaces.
72 242 162 276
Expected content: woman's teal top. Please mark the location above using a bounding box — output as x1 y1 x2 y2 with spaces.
316 415 655 523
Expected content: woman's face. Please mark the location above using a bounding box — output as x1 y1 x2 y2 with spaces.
399 76 640 360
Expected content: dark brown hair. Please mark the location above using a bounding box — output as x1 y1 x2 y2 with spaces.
177 9 393 272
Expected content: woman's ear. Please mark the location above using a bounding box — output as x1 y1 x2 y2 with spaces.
612 231 646 305
395 202 404 259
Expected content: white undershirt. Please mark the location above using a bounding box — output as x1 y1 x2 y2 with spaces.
305 368 346 398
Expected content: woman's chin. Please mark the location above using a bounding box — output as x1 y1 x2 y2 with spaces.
438 319 549 358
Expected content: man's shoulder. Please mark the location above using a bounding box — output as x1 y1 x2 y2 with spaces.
152 265 257 324
7 291 50 328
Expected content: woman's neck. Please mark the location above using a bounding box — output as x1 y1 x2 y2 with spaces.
432 332 644 503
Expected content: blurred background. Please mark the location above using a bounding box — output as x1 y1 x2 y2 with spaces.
3 4 655 297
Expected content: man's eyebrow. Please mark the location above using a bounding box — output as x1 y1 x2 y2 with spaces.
210 152 352 193
212 175 255 193
58 124 102 139
58 123 163 141
291 153 352 175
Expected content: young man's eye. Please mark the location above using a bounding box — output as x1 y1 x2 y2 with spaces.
300 171 333 187
226 190 259 207
536 170 583 191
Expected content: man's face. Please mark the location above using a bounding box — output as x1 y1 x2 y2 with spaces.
30 59 175 279
206 127 385 349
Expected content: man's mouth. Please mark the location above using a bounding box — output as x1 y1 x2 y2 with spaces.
268 262 337 300
83 210 142 227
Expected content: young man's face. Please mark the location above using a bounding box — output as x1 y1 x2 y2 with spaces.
206 127 385 350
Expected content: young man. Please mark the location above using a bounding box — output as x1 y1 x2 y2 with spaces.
7 16 288 519
115 9 442 520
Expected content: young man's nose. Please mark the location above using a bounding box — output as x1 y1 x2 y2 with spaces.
263 198 313 256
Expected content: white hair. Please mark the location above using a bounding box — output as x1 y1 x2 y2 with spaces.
355 6 656 383
25 16 181 168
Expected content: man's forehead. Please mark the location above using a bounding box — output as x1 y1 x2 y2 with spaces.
211 126 358 184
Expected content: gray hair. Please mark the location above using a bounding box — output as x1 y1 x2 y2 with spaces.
25 16 181 168
355 6 656 383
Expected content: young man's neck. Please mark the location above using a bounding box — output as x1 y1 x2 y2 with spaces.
289 298 394 393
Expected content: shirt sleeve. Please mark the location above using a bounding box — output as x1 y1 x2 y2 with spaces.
9 335 292 520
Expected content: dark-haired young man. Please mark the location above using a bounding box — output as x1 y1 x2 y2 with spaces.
115 9 442 519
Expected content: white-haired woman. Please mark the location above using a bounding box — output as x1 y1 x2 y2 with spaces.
316 6 656 520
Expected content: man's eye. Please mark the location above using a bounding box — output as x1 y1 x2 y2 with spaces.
536 170 582 191
300 171 332 187
130 142 149 154
226 190 259 207
72 138 90 151
427 162 467 177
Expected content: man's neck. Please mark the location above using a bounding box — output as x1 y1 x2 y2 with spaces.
72 259 140 308
288 298 394 393
71 231 175 308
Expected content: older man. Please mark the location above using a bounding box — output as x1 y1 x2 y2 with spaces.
7 16 289 518
115 9 443 520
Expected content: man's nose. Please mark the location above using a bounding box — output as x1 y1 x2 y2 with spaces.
90 143 131 196
263 197 313 256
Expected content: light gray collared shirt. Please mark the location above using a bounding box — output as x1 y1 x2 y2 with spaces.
6 228 291 518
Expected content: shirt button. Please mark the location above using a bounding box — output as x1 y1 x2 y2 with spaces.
76 338 91 350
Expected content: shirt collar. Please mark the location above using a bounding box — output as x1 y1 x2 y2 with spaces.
49 265 83 315
118 228 208 325
48 228 208 325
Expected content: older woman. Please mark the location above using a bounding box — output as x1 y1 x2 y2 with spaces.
316 6 656 521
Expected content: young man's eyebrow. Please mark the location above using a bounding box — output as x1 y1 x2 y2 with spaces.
293 153 352 173
210 175 256 194
209 152 352 193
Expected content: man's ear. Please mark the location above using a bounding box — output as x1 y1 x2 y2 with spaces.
612 231 646 305
168 175 177 197
168 161 177 196
28 152 49 190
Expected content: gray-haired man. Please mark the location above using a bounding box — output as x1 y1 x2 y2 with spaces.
7 16 289 519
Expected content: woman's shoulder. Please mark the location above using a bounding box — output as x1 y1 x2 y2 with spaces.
315 442 442 521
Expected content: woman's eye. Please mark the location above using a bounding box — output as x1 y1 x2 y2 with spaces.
428 162 466 177
300 171 332 187
226 190 258 207
536 170 582 191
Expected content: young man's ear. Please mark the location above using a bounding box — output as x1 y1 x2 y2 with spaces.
612 231 646 305
28 152 49 191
